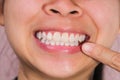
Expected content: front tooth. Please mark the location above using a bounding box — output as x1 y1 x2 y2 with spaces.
53 32 61 42
47 32 52 41
36 32 42 40
61 33 69 42
79 35 86 43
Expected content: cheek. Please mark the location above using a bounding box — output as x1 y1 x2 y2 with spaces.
93 6 119 47
81 1 119 47
4 0 42 53
5 0 41 25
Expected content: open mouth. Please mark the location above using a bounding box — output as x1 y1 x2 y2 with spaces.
34 30 90 54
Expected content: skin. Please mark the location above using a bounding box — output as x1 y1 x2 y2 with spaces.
0 0 119 80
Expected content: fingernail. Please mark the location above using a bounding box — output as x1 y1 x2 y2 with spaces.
82 43 95 54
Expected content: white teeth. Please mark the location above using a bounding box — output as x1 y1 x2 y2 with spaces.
60 42 64 46
75 34 79 41
53 32 61 42
61 33 69 43
75 41 79 46
69 33 75 43
56 42 60 46
42 32 47 41
47 32 52 40
65 42 69 46
36 32 42 39
78 35 86 43
70 43 74 46
41 38 45 43
36 31 87 46
50 41 55 46
45 40 50 45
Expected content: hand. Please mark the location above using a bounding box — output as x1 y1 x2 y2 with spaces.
82 42 120 72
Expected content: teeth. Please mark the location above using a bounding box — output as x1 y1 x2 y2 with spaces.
69 33 75 43
45 40 50 45
61 33 69 43
36 31 87 46
50 41 55 46
53 32 61 42
56 42 60 46
65 42 69 46
78 35 86 43
60 42 64 46
36 32 42 39
75 41 79 46
42 32 47 41
47 32 52 40
75 34 79 41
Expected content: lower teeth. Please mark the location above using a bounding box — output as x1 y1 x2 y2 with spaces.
40 39 80 47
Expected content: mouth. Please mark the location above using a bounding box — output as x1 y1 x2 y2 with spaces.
34 30 90 54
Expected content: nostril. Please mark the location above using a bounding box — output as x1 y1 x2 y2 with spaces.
70 10 78 14
50 9 60 14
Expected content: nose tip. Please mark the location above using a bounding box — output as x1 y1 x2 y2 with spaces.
43 1 83 17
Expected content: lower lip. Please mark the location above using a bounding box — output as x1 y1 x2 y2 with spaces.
35 38 81 54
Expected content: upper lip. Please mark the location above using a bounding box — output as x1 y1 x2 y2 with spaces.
32 16 91 36
34 26 90 35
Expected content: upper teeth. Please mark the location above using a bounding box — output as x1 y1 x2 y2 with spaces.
36 31 86 46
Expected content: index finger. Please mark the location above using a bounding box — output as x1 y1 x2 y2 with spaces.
82 42 120 72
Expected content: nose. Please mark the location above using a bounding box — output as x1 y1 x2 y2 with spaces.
43 1 83 17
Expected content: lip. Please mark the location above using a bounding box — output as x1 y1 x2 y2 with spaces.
35 38 82 54
33 28 90 54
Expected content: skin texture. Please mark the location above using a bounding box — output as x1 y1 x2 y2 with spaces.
0 0 119 80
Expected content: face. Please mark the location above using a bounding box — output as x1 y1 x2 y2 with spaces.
2 0 120 79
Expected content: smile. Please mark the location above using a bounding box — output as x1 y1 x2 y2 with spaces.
35 31 88 46
34 30 90 54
